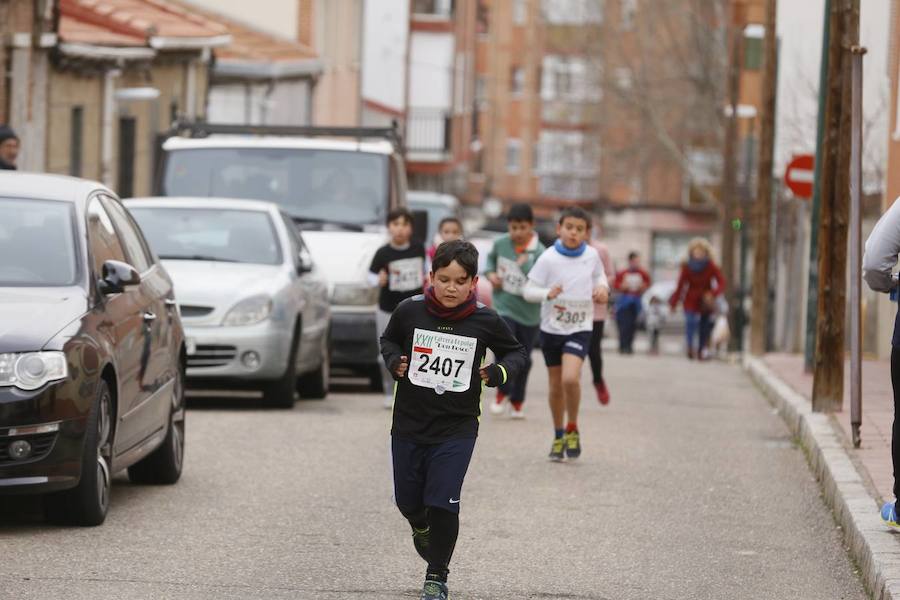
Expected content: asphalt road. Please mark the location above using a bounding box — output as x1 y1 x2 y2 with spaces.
0 346 869 599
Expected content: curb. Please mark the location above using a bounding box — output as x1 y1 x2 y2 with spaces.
744 356 900 600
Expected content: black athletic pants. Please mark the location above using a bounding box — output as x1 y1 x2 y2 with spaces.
588 320 605 385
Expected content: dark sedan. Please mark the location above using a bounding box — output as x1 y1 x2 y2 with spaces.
0 173 186 526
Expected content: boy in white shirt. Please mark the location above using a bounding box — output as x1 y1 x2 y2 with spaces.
524 207 609 461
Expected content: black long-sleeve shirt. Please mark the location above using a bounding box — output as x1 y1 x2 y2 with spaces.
381 295 527 443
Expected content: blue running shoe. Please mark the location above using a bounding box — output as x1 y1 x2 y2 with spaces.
882 502 900 528
420 579 449 600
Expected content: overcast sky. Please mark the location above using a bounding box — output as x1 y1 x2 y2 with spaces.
775 0 890 183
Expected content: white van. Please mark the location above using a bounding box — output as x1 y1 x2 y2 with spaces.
154 123 418 389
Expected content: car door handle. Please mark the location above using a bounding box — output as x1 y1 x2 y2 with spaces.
143 311 157 323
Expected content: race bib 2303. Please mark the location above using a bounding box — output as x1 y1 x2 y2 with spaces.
408 328 478 394
551 299 593 332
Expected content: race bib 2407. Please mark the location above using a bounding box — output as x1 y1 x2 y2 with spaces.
408 328 478 394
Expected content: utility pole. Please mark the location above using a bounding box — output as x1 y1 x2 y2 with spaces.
720 3 742 349
804 0 834 372
749 0 778 356
811 0 859 412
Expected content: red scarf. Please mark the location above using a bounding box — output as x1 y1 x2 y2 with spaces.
424 286 478 321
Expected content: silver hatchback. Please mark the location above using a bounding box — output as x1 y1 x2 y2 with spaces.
126 197 330 407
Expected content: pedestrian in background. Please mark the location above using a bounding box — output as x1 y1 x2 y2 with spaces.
862 198 900 529
368 208 426 408
484 203 545 418
0 125 19 170
524 207 609 461
588 217 614 404
380 240 526 600
645 295 666 355
613 252 651 354
669 238 725 360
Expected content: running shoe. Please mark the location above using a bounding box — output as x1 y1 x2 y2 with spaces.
420 579 449 600
882 502 900 528
510 402 525 419
411 525 431 562
549 437 565 462
594 381 610 406
489 391 507 415
565 430 581 459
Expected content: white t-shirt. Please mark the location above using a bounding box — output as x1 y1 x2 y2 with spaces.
525 244 608 335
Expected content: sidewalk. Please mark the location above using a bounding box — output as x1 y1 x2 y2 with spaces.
746 352 900 600
764 353 894 503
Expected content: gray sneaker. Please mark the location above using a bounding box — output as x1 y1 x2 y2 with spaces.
420 579 448 600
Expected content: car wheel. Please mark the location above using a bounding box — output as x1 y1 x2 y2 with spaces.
127 362 185 485
263 326 298 408
298 335 329 400
45 378 113 526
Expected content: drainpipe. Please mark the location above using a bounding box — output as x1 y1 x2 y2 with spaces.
101 68 121 187
185 58 198 120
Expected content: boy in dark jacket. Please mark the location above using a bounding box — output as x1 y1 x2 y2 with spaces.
381 240 526 600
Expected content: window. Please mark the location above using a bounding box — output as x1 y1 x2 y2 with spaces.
513 0 528 24
475 76 488 108
511 67 525 95
743 24 765 71
615 67 633 91
413 0 454 17
70 106 83 177
0 198 77 286
620 0 636 31
532 142 541 173
86 198 127 278
102 195 153 273
506 139 522 172
541 55 602 102
542 0 604 24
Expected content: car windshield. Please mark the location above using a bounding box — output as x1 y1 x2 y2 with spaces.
0 198 78 286
408 199 455 244
129 207 282 265
161 147 389 226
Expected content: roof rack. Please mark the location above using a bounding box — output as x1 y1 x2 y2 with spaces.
166 119 403 150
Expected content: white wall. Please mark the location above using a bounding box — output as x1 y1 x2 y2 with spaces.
361 0 409 113
182 0 299 40
409 32 454 109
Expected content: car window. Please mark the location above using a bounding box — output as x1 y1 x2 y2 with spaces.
0 197 78 286
129 206 282 265
87 197 127 277
280 213 301 267
101 195 153 273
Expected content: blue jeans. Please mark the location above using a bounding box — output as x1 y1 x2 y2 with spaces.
499 316 539 404
685 311 712 354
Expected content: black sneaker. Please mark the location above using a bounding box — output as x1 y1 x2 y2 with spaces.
411 525 430 562
565 430 581 459
549 436 565 462
420 579 449 600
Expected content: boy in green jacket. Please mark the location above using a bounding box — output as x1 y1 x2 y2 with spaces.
484 203 545 418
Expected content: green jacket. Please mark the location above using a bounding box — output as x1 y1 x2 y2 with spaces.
484 233 545 326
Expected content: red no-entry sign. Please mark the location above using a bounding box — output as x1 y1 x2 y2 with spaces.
785 154 815 199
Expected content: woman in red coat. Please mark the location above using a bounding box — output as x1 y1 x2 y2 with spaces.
669 238 725 360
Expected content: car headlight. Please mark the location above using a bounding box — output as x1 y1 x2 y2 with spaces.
331 284 379 306
0 352 68 391
222 295 273 326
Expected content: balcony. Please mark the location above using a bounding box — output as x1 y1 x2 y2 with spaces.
406 108 452 162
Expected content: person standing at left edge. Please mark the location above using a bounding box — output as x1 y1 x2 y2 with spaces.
381 240 526 600
0 125 20 170
369 208 426 408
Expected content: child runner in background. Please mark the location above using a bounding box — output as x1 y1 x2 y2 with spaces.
525 207 609 461
426 217 464 271
381 240 526 600
369 208 426 408
645 295 667 355
613 252 651 355
484 203 545 418
588 218 614 405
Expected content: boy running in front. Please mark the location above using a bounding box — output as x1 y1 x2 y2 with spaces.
370 209 427 408
524 207 609 461
381 240 526 600
484 203 545 418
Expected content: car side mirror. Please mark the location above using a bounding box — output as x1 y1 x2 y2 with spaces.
98 260 141 294
411 209 429 246
297 250 314 274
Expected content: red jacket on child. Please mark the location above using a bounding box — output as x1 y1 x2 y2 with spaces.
669 260 725 314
